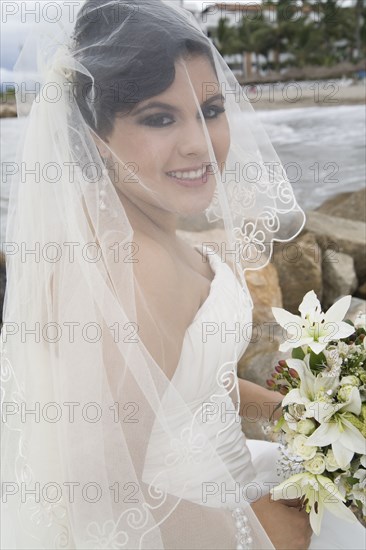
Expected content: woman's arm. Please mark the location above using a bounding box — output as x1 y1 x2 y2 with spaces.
237 378 283 422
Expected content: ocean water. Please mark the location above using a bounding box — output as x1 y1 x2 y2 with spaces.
257 105 366 211
1 104 365 243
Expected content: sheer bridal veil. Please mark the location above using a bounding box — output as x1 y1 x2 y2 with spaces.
1 1 305 548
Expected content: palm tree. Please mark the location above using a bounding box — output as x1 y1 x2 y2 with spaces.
211 17 241 56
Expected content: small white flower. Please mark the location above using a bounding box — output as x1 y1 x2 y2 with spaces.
323 347 342 376
272 291 355 354
292 434 317 460
337 341 350 357
303 453 326 475
338 384 360 402
340 375 360 387
297 418 317 435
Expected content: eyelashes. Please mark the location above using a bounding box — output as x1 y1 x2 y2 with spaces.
140 105 226 128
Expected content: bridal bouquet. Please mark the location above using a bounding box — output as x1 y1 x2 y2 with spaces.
266 290 366 534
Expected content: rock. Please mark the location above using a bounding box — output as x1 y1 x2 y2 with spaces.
315 188 366 224
237 264 284 441
0 103 17 118
244 263 283 321
237 263 283 379
305 211 366 282
322 251 358 309
357 281 366 299
237 272 284 399
272 231 322 314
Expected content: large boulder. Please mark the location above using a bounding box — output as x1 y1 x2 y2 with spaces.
315 188 366 224
305 211 366 282
272 231 322 314
322 251 358 309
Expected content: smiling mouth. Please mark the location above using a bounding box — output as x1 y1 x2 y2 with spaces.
166 164 211 182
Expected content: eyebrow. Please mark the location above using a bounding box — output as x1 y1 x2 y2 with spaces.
132 93 225 116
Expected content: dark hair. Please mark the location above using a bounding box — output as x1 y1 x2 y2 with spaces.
71 0 216 139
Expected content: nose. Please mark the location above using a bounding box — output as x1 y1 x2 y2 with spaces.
177 117 209 158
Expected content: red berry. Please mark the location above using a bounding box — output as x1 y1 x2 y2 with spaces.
289 368 299 379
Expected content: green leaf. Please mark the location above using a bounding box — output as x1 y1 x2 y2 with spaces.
309 350 326 371
292 347 305 360
273 415 286 433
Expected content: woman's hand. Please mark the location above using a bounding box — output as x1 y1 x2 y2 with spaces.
251 493 312 550
238 379 283 422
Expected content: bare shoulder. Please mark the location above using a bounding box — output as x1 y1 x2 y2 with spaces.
132 231 177 296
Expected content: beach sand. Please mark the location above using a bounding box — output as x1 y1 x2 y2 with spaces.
246 81 366 110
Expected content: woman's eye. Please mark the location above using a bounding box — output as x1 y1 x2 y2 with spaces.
203 105 226 119
140 114 174 127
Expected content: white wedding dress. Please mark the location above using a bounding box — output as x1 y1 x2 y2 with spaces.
143 245 365 550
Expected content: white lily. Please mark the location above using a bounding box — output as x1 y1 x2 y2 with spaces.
306 411 366 469
272 291 355 354
282 357 340 424
270 473 357 535
282 358 365 468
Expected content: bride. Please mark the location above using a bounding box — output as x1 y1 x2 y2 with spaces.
1 1 364 549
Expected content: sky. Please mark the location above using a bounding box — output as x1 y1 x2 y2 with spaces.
0 0 261 78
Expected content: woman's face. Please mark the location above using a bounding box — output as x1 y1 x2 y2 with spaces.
105 55 230 216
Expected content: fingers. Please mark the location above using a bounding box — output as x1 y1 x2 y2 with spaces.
277 496 309 511
278 497 302 508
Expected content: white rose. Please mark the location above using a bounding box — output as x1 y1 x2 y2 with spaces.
304 452 326 475
337 384 356 402
297 419 316 435
324 449 342 472
292 434 317 460
340 375 360 387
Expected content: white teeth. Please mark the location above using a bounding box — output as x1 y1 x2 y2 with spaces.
168 166 207 180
